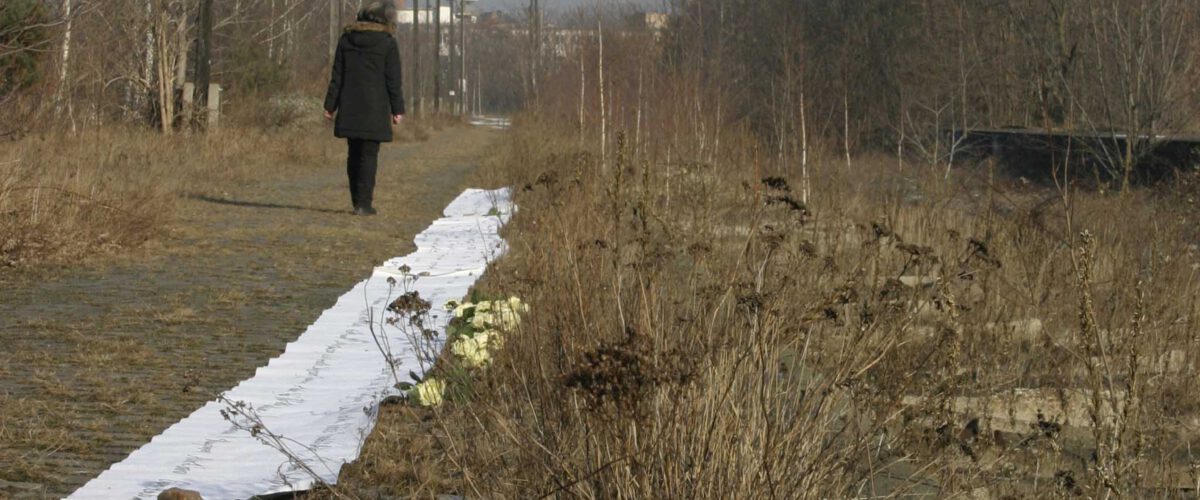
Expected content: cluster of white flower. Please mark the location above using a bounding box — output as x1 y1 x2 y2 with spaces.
408 297 529 408
450 333 493 367
448 297 529 331
410 378 445 407
445 296 528 369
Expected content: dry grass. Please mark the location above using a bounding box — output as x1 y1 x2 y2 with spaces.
331 111 1200 498
0 108 461 270
0 125 323 268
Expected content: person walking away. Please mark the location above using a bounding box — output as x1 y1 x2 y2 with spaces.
323 1 404 216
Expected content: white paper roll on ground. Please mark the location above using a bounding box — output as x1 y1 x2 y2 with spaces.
69 188 512 499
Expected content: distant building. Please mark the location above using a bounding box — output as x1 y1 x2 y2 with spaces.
476 10 520 27
626 12 669 31
467 9 670 57
397 6 455 25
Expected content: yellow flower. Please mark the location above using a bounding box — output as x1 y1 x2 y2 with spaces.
508 296 530 313
413 378 445 407
451 336 492 367
475 301 494 313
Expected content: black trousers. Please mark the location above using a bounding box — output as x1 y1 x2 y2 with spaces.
346 139 381 209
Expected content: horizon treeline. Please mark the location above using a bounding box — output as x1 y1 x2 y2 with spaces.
0 0 522 135
531 0 1200 188
675 0 1198 154
3 0 1198 180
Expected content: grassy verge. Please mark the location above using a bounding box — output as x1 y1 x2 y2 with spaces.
332 113 1200 498
0 110 458 270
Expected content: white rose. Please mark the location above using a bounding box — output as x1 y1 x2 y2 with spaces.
451 337 491 367
413 378 445 407
477 329 504 349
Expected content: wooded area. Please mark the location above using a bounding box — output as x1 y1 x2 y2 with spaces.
2 0 1198 175
679 0 1199 188
0 0 499 135
528 0 1200 188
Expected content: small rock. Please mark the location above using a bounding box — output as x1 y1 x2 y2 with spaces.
159 488 204 500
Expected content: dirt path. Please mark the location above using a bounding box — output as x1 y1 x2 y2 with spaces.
0 126 500 498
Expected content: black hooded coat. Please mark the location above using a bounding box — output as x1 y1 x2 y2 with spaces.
324 22 405 142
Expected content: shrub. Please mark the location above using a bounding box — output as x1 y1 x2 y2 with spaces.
0 0 50 97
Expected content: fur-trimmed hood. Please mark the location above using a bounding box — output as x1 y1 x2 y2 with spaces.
344 21 392 34
341 21 393 51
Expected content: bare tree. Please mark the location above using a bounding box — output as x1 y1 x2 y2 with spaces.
1078 0 1196 191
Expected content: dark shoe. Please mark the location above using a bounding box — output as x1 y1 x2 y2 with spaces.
354 206 377 216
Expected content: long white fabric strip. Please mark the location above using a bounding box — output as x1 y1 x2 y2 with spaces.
70 188 512 499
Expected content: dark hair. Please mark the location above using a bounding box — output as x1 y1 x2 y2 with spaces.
357 1 395 25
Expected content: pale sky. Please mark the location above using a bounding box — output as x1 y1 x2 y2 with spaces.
475 0 664 13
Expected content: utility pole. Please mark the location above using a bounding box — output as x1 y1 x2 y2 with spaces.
194 0 214 109
449 0 457 115
526 0 539 101
460 0 468 116
434 0 442 112
411 0 421 115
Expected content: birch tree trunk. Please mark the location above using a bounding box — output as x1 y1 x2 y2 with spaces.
268 0 276 61
597 14 606 166
136 0 156 121
530 0 539 101
55 0 74 128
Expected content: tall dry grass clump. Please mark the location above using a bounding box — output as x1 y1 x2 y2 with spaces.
333 7 1200 496
338 108 1200 497
0 124 331 268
